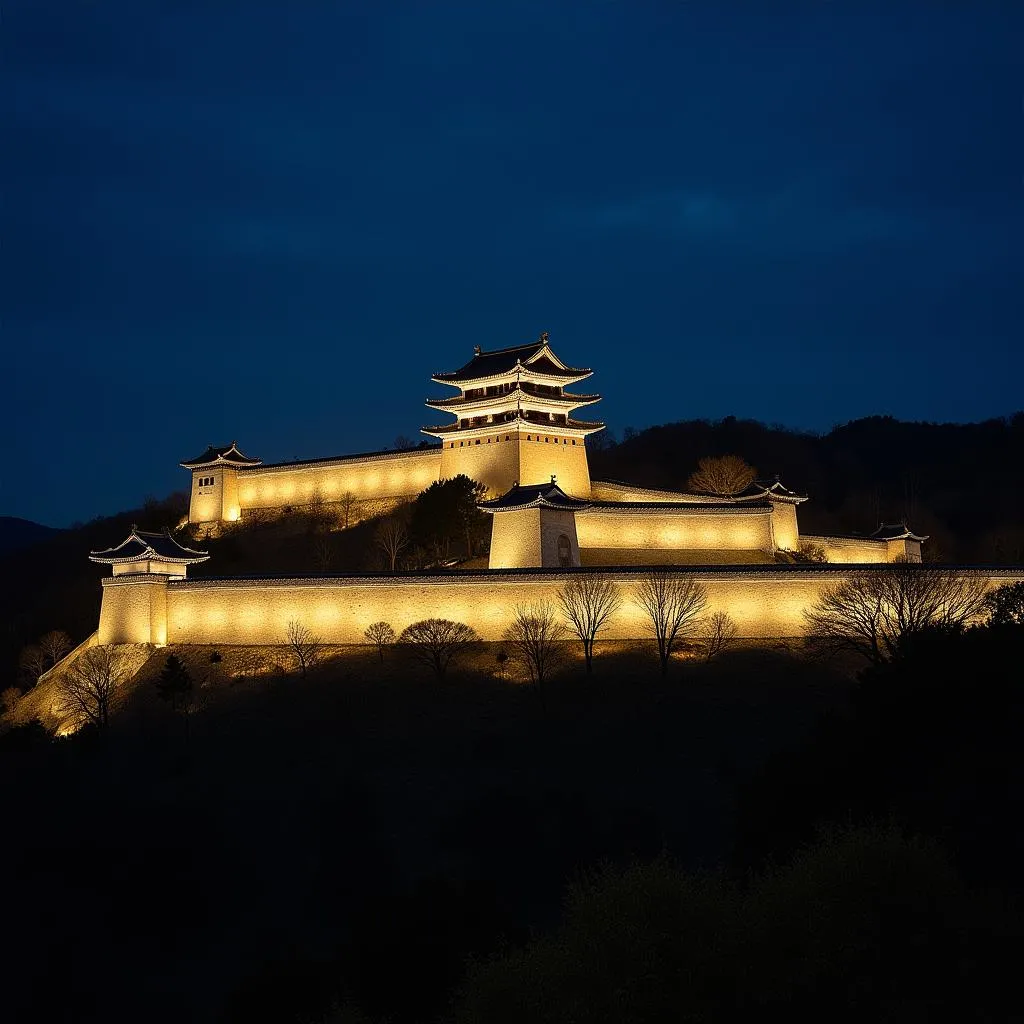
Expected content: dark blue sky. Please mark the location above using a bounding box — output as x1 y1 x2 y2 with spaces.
3 2 1021 526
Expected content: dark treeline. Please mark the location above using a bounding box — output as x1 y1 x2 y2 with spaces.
592 412 1024 562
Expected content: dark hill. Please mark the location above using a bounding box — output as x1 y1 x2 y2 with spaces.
0 516 63 556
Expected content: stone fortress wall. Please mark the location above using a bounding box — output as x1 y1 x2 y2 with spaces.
235 448 442 513
96 567 1024 648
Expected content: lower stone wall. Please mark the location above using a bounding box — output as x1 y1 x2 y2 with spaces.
159 567 1023 646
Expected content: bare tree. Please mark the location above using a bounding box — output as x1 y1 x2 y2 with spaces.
312 533 335 572
503 602 567 689
341 491 356 530
399 619 479 681
698 611 738 662
804 562 990 664
18 645 47 687
54 645 132 731
634 572 709 675
286 620 325 679
375 515 410 572
796 541 828 564
394 434 415 450
558 575 621 674
364 621 397 664
687 455 757 496
39 630 73 669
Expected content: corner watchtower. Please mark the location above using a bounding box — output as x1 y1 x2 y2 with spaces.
180 441 261 524
424 334 603 498
90 528 209 645
479 479 589 568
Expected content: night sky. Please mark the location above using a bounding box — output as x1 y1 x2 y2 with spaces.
3 3 1021 527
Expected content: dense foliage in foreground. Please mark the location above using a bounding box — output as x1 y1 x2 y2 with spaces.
2 622 1021 1022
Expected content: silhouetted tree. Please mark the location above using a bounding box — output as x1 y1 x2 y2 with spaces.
698 611 738 662
38 630 72 669
984 581 1024 626
411 475 487 561
494 647 509 679
804 563 989 664
454 827 990 1023
393 434 415 450
156 654 193 712
286 620 324 679
340 491 356 530
364 621 396 663
503 602 567 690
635 572 708 675
54 644 131 731
312 533 336 571
18 644 47 687
156 653 194 737
399 618 479 680
687 454 757 496
557 575 621 674
374 516 409 572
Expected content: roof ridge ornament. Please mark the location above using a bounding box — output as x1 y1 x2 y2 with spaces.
539 331 549 344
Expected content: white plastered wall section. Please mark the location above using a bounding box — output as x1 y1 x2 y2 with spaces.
154 568 1024 646
576 509 774 553
802 535 906 564
99 575 170 645
234 448 443 516
438 427 592 498
489 509 542 568
438 432 521 496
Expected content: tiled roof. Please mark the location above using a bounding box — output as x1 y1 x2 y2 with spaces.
478 481 591 513
585 500 773 514
180 441 261 468
90 528 210 565
433 341 590 383
870 523 929 542
425 389 601 409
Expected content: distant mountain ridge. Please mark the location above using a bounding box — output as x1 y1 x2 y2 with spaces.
0 516 63 556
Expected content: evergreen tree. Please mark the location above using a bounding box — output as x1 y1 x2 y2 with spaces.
156 654 194 724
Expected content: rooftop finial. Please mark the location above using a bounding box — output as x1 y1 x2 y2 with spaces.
550 474 557 484
539 331 549 344
473 345 481 355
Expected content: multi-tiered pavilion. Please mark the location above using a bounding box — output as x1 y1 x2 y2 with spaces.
425 333 604 497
